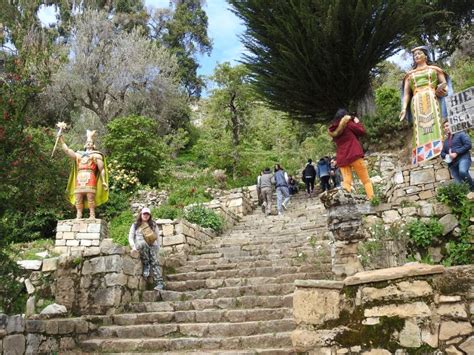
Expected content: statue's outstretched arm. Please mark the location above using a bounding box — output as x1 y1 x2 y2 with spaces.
59 136 77 160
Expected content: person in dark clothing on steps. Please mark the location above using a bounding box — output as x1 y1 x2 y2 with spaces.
317 157 331 192
288 175 298 195
302 159 316 196
329 157 342 189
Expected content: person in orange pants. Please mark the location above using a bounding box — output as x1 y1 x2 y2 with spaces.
328 109 374 200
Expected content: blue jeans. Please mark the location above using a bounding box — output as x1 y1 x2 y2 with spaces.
276 186 290 213
449 155 474 190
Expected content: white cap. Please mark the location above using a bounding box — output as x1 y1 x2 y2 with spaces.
141 207 151 214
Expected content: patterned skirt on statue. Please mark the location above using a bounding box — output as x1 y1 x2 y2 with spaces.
407 67 444 165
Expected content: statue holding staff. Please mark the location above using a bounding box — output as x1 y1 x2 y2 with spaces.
58 129 109 219
399 46 452 165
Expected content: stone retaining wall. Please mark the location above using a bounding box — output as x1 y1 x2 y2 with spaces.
0 313 98 354
386 159 451 204
360 197 473 269
156 218 216 267
292 263 474 354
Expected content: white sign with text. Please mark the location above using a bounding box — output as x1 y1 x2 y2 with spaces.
446 86 473 133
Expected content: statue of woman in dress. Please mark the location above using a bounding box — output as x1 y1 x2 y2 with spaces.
399 46 452 165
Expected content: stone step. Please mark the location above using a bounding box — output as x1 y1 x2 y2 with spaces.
190 241 328 257
96 319 295 339
164 272 326 290
110 307 292 326
207 233 330 248
196 243 330 257
166 267 330 282
175 257 330 273
227 223 326 233
185 249 330 265
159 283 295 302
80 331 293 352
127 294 293 313
159 348 295 354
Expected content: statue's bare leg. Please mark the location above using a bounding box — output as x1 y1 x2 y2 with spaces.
75 193 84 219
87 192 96 219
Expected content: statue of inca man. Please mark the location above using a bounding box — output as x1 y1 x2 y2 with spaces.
59 130 109 219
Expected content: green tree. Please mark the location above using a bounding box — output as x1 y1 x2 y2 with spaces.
228 0 457 121
150 0 212 98
45 9 180 126
208 63 254 180
402 0 473 62
0 60 72 245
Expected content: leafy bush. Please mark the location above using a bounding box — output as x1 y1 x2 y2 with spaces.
167 184 212 208
107 159 140 192
109 210 134 246
97 190 131 221
104 115 167 185
0 249 25 314
363 86 405 148
1 125 73 243
437 182 473 266
407 219 443 249
184 205 224 232
153 205 182 220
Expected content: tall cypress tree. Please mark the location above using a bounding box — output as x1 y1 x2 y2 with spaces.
229 0 458 121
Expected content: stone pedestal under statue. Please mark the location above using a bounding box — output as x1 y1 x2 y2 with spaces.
55 219 108 255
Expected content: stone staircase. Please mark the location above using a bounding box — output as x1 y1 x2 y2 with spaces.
79 194 332 353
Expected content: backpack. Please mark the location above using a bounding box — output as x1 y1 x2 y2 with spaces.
303 164 316 178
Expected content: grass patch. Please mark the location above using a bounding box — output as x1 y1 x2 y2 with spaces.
7 239 56 261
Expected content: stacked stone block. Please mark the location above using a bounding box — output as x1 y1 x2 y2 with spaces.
320 189 368 279
156 219 217 267
0 314 96 354
292 263 474 354
385 160 452 204
54 239 144 316
55 219 107 255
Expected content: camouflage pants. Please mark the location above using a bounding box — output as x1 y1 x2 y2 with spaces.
137 242 164 284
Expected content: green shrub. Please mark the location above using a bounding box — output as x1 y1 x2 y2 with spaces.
407 219 443 249
0 249 25 314
153 205 182 220
97 190 130 221
104 115 168 185
167 185 212 208
109 210 134 246
363 86 405 148
437 182 473 266
184 205 224 232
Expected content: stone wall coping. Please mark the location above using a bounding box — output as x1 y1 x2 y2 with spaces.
295 280 345 289
344 262 445 286
57 218 106 224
